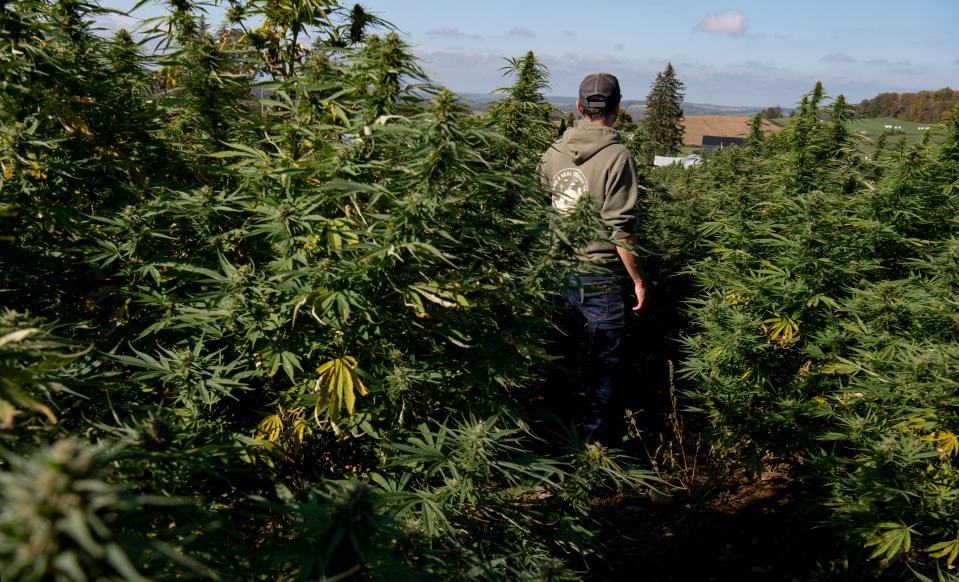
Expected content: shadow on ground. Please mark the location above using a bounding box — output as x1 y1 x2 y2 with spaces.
577 464 891 582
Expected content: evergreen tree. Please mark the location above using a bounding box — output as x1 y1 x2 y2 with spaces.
642 62 686 155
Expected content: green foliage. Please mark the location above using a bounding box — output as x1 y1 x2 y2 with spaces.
0 1 656 578
662 80 959 577
486 51 556 173
614 109 655 167
746 112 765 147
5 1 957 578
0 439 147 581
642 62 686 156
376 414 658 577
0 313 78 432
856 88 959 123
761 105 783 120
258 479 420 580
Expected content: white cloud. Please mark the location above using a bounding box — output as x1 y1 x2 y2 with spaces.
820 53 916 70
88 12 141 37
87 11 169 55
694 11 747 36
413 46 947 107
821 52 856 63
507 26 535 38
888 64 931 76
427 27 483 41
865 58 911 67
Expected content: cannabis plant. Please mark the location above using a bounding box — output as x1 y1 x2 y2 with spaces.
672 82 959 578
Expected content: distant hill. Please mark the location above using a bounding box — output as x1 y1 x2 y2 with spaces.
855 88 957 123
458 92 784 118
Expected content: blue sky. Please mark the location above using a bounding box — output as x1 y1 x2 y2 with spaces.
96 0 958 107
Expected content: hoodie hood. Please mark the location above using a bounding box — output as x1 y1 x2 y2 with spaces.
562 124 621 165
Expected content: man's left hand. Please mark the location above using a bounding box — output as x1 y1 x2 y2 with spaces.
632 282 646 312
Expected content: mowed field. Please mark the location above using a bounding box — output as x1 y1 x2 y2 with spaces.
682 115 782 147
772 116 946 153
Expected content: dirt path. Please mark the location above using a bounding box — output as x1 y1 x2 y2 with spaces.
582 465 840 581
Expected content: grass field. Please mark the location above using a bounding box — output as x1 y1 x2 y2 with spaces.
771 116 946 154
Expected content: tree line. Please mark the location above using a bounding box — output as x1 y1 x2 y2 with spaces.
856 87 958 122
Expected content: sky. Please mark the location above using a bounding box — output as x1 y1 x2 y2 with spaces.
95 0 959 107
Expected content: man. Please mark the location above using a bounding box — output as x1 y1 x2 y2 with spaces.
540 72 646 439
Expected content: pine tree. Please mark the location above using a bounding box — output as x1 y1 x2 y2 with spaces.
643 62 686 155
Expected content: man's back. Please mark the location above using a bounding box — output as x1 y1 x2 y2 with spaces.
540 123 638 273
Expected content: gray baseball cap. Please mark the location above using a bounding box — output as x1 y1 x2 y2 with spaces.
579 73 622 109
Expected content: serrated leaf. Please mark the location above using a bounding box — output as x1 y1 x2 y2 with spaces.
0 327 41 348
927 539 959 566
313 356 369 421
865 523 915 562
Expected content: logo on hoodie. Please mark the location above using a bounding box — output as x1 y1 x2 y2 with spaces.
551 168 588 212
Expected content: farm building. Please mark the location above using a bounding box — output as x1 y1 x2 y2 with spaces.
701 135 745 151
681 115 781 149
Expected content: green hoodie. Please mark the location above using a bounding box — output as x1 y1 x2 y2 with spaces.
539 123 639 273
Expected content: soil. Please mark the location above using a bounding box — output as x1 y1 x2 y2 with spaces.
583 464 847 582
681 115 782 147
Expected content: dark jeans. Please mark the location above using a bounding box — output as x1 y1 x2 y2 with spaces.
554 273 628 437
